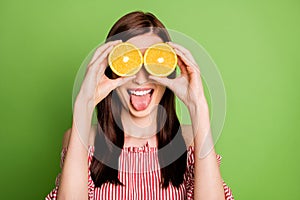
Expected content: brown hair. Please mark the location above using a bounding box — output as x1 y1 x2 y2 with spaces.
90 11 187 188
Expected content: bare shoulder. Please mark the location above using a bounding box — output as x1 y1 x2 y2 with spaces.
61 126 97 149
181 124 194 148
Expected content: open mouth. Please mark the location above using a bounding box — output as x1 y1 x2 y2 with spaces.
127 88 154 96
127 88 154 111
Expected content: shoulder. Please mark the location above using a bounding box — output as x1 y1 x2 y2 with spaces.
181 124 194 149
62 125 97 149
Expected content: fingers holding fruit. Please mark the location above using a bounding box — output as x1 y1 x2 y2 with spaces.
78 40 136 108
149 42 205 108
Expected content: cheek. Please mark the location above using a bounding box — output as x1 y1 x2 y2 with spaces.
156 86 166 100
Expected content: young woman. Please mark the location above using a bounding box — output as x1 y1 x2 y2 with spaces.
46 11 234 200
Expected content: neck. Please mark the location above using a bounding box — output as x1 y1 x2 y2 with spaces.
121 107 158 147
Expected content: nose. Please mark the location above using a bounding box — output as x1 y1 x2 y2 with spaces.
133 65 150 85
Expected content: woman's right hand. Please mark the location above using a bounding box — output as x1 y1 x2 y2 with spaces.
76 40 136 109
57 42 137 200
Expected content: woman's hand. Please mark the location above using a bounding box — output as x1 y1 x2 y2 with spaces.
76 40 136 109
148 42 207 110
72 40 137 145
58 41 138 200
149 42 226 200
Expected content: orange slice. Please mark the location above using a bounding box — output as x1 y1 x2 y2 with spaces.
108 42 143 76
144 43 177 76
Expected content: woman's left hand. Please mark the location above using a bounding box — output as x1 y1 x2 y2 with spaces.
149 42 207 110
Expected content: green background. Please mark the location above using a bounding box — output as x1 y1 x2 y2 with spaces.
1 0 299 199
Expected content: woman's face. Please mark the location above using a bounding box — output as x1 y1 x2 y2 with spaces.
114 33 166 118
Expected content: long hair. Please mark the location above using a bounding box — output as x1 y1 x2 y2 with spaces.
90 11 187 188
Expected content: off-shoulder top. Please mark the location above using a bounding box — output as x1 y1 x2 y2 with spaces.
45 143 234 200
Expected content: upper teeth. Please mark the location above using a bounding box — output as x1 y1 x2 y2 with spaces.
129 89 152 96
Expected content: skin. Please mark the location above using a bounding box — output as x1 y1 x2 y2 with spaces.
56 33 225 200
114 34 166 147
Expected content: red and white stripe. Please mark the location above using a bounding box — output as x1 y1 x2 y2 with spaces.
46 144 234 200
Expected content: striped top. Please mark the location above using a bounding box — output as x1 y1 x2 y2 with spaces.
45 143 234 199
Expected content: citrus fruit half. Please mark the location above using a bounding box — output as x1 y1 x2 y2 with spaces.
108 42 143 76
144 43 177 76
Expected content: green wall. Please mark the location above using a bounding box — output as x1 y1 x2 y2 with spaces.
0 0 299 199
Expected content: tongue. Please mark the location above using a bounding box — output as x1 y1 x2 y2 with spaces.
130 93 151 111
